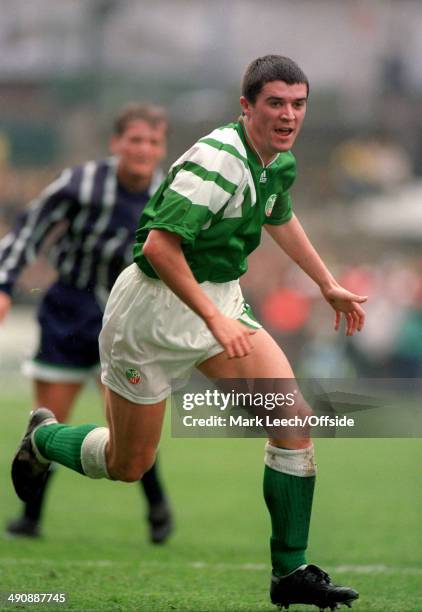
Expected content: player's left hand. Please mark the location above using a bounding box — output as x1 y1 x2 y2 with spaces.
321 285 367 336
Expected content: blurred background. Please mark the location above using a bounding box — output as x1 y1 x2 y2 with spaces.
2 0 422 379
1 6 421 608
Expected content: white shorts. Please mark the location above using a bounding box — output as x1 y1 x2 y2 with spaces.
99 263 261 404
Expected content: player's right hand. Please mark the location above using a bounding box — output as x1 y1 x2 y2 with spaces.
0 291 12 324
206 313 257 359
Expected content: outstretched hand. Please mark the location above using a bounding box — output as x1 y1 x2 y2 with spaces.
321 285 367 336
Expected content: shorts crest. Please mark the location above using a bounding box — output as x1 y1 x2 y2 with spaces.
125 367 141 384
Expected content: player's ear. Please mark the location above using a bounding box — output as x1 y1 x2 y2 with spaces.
157 122 168 160
159 142 167 161
240 96 251 119
109 135 120 155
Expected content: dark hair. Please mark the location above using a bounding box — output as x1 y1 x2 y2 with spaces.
113 102 168 136
242 55 309 103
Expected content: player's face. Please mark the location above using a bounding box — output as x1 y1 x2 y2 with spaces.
240 81 307 164
111 119 167 187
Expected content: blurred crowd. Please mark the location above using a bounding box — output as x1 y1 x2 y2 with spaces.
243 255 422 379
1 119 422 380
330 133 413 201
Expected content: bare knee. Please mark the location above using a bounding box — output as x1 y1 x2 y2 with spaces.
107 450 156 482
270 398 313 449
297 400 313 421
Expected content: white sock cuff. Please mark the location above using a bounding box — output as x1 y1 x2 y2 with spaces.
264 442 316 477
80 427 110 479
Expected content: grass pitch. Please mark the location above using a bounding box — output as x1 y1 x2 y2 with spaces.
1 382 422 611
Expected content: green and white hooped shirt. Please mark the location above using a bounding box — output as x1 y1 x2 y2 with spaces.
134 119 297 283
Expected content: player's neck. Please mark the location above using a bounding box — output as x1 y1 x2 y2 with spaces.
117 168 151 193
241 117 277 167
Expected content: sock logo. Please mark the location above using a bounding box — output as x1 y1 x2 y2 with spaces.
125 367 141 384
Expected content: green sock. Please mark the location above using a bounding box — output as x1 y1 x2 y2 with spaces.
34 423 98 475
263 464 315 576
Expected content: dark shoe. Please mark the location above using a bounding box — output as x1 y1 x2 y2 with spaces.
147 500 173 544
11 408 57 503
5 516 40 538
270 564 359 611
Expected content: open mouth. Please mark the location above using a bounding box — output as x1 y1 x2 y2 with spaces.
274 127 294 136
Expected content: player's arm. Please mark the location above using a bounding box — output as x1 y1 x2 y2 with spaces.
0 169 75 324
264 214 367 336
142 229 256 358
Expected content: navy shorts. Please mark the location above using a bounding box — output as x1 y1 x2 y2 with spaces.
23 281 104 382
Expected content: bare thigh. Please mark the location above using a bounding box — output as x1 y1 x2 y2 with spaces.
198 329 311 449
104 387 166 481
96 377 105 403
34 380 83 423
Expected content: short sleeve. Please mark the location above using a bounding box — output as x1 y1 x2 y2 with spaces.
264 191 293 225
145 142 245 243
264 151 296 226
